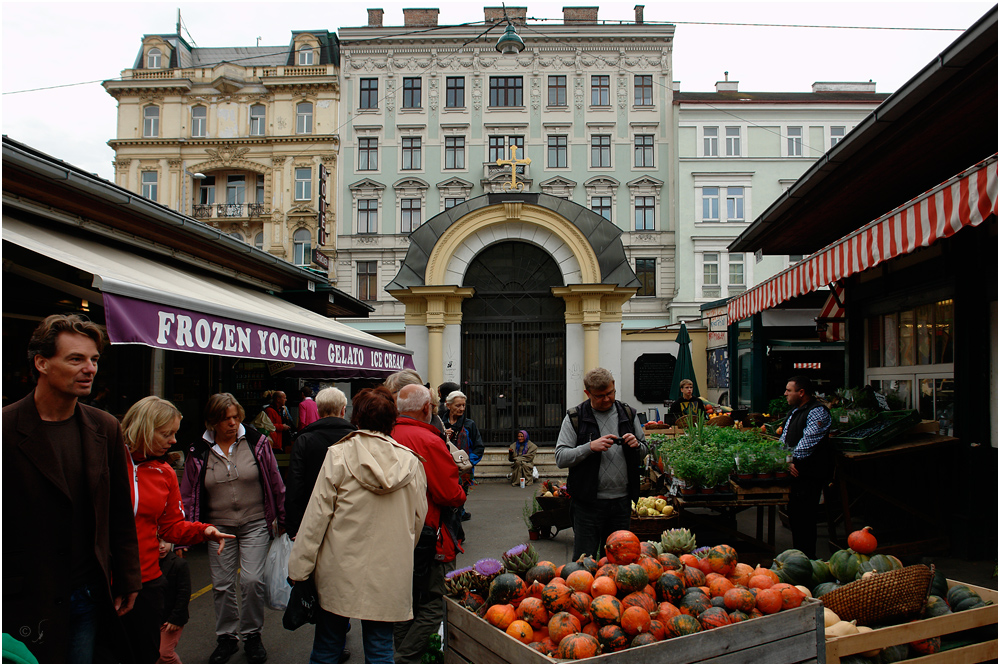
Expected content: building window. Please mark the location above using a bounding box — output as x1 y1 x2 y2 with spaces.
591 135 611 168
831 126 846 148
402 77 422 108
256 178 265 204
489 76 523 107
591 196 612 220
635 196 655 230
728 253 745 287
703 127 718 157
294 168 312 201
199 176 216 204
445 77 465 108
445 197 464 209
229 232 245 243
292 228 311 265
726 127 741 156
359 138 378 170
444 136 465 169
787 126 803 156
296 102 313 134
298 45 314 66
191 106 207 138
147 48 162 69
548 75 567 106
249 104 266 135
143 106 159 138
227 175 246 204
702 187 720 221
548 136 568 168
357 261 377 300
358 199 378 234
400 198 421 233
489 135 524 164
254 232 264 251
634 135 654 167
360 78 378 109
788 254 804 265
703 253 720 286
726 187 744 221
401 137 421 170
141 171 158 201
634 75 653 106
635 258 656 296
591 75 610 106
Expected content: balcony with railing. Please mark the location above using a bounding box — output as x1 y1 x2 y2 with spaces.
483 162 529 180
193 203 270 219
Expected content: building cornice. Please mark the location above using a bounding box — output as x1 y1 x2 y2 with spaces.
108 135 341 150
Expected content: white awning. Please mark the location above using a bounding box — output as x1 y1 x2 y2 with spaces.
3 217 413 378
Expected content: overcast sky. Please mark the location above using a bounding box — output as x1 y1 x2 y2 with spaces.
2 1 993 180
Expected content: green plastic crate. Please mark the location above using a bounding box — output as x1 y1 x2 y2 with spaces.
831 409 921 452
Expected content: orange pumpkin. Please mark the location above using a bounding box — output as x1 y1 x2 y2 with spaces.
556 633 600 659
506 620 533 644
484 604 516 630
590 575 617 598
605 530 642 565
621 606 652 636
517 597 549 629
755 588 783 615
565 570 595 593
547 611 582 645
590 594 623 626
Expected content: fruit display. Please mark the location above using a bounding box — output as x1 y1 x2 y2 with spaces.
452 529 817 658
537 479 568 499
632 495 674 517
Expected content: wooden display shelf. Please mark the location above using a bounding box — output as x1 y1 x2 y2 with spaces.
825 580 998 664
445 596 826 663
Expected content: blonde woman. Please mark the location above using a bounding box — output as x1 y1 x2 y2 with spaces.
121 396 234 663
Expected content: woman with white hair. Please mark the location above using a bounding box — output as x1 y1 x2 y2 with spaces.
444 390 484 521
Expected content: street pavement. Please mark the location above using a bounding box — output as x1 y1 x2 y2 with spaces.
172 480 996 663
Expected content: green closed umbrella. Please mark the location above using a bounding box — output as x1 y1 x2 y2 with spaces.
668 322 700 401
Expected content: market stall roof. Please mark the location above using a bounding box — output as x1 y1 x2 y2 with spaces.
728 156 997 324
729 6 997 256
3 217 414 378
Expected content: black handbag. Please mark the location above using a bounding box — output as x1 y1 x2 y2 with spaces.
282 576 319 630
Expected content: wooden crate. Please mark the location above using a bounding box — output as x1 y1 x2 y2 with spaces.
825 580 998 664
445 596 826 663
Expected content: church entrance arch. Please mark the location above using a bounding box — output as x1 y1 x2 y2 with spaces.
461 241 566 446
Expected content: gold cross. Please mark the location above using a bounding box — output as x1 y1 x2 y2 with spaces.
496 145 531 192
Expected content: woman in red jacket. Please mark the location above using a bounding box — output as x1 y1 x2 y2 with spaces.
121 396 234 663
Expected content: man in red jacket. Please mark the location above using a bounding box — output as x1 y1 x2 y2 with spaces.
391 384 466 663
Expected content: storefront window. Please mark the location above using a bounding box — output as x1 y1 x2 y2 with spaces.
867 316 881 368
882 314 898 367
935 299 954 363
915 304 933 365
899 310 915 366
918 377 954 435
870 379 912 410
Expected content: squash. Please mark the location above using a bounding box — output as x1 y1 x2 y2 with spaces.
828 549 870 583
847 526 878 555
814 581 842 598
924 595 952 618
953 597 987 612
878 643 909 663
824 607 842 627
825 620 859 638
928 570 948 599
794 585 812 598
605 530 641 565
771 548 814 587
858 554 902 579
946 584 981 609
855 626 882 658
811 559 835 587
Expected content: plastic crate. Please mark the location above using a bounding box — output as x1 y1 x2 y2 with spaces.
831 410 921 452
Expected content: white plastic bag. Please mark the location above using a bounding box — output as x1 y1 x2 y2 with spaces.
263 533 293 611
531 466 539 480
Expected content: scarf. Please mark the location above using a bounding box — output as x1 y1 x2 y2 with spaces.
515 430 529 456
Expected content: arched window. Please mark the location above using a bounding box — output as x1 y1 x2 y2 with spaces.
191 106 207 137
249 104 266 136
229 231 245 243
143 106 160 137
147 48 162 69
292 228 312 265
298 45 314 66
296 102 313 134
254 232 264 251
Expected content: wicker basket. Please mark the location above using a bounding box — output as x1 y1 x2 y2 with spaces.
819 564 934 627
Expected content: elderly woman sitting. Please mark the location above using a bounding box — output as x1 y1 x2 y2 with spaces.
508 430 537 487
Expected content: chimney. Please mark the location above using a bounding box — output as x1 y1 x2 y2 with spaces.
368 8 384 27
563 6 599 24
715 71 738 92
403 8 439 26
484 7 527 25
812 81 877 93
634 5 644 24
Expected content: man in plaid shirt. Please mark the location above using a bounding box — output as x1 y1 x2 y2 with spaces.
780 376 832 558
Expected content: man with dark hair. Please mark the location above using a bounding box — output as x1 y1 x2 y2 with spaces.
555 368 647 559
3 314 142 663
780 375 833 558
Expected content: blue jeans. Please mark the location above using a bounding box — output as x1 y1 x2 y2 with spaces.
67 585 97 664
311 610 393 664
570 496 632 560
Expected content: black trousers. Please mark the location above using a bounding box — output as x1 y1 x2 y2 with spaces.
788 456 831 559
120 575 167 664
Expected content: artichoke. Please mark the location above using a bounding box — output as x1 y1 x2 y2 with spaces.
469 558 505 593
660 527 697 555
501 543 539 576
444 566 474 598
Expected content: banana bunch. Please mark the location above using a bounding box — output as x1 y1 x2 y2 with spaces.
631 496 674 517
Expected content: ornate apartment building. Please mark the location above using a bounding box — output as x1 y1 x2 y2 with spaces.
104 30 341 272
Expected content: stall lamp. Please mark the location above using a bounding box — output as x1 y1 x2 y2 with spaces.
495 21 525 55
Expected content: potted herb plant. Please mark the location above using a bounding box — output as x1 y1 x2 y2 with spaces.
523 498 541 540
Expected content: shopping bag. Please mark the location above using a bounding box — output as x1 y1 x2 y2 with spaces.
263 533 293 611
532 466 539 480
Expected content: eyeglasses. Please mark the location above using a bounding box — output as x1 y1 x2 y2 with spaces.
588 388 616 400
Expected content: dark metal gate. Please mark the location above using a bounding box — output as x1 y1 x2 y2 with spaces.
461 242 566 446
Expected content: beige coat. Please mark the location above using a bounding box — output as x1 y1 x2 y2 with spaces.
288 429 428 622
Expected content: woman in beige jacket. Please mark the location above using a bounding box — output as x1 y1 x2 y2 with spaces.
288 387 428 664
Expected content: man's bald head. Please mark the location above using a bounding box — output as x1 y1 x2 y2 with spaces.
397 383 432 422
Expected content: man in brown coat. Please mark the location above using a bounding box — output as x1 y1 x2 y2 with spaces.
2 314 141 663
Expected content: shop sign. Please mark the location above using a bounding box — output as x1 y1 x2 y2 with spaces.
313 248 330 270
103 293 413 373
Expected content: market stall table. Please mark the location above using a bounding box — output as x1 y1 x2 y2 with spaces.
828 432 960 556
674 481 790 558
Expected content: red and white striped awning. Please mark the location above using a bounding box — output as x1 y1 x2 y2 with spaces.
818 283 845 343
728 156 998 324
